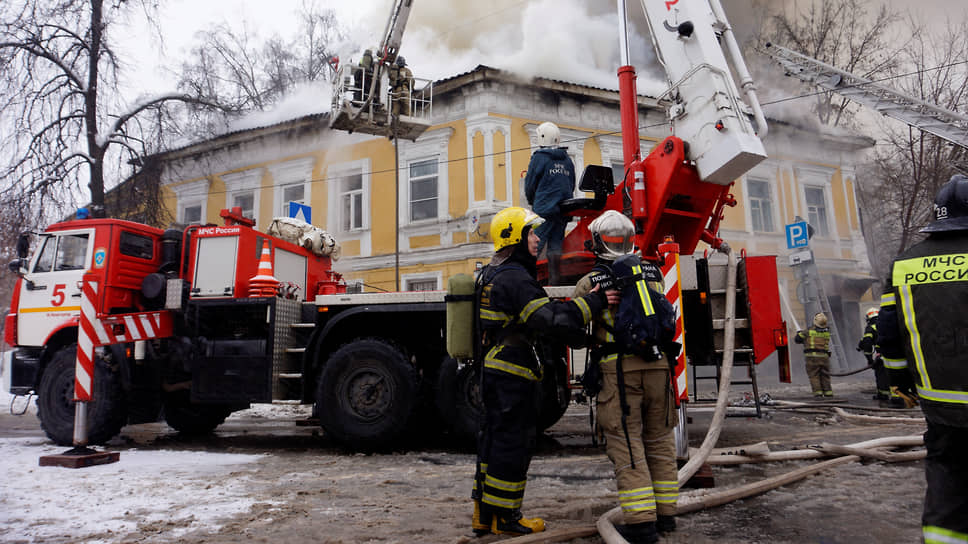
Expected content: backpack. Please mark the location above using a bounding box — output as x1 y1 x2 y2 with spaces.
594 254 678 361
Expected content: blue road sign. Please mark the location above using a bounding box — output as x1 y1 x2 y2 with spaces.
288 202 312 223
786 221 809 249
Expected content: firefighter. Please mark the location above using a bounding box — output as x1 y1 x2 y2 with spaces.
388 56 413 117
857 308 891 401
573 211 679 544
354 49 373 105
471 206 614 536
795 313 833 398
524 121 575 285
876 174 968 543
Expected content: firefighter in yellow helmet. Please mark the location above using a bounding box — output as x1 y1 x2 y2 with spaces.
876 174 968 543
573 210 679 544
388 56 413 117
795 312 833 398
471 206 614 536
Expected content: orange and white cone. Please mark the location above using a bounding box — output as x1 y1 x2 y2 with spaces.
248 245 280 297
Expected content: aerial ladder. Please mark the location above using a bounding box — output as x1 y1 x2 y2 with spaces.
762 42 968 370
762 42 968 149
329 0 432 140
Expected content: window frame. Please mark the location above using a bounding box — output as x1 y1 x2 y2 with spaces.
746 177 776 233
268 157 314 220
221 168 264 224
170 178 210 225
407 156 440 224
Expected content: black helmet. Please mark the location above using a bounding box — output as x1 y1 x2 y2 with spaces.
921 174 968 232
396 56 406 67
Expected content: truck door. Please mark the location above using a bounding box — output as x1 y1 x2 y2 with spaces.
17 229 93 346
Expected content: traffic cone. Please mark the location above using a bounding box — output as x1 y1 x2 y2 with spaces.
248 245 280 297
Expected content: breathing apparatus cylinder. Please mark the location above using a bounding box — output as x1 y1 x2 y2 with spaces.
446 273 476 360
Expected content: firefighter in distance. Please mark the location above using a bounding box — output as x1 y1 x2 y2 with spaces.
471 206 613 536
857 308 891 401
876 174 968 544
795 312 833 398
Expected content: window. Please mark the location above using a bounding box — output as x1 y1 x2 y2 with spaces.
340 173 364 231
120 231 154 260
406 278 438 291
748 179 775 232
805 187 830 237
409 158 438 222
33 235 55 273
182 205 202 224
54 234 89 271
610 162 626 188
280 184 306 217
233 191 255 220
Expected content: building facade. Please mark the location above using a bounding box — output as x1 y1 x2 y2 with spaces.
155 65 875 367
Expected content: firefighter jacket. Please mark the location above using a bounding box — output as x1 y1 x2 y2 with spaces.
388 65 413 92
795 327 830 356
877 232 968 428
524 147 575 218
857 320 877 356
479 256 604 381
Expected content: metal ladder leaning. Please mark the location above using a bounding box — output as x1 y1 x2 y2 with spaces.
813 272 850 372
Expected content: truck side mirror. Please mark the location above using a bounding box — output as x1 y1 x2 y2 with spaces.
16 232 30 259
7 259 26 277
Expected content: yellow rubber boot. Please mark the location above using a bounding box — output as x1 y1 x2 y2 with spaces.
472 501 491 536
491 512 546 535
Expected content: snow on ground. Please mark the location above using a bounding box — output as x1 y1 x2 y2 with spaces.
0 384 301 544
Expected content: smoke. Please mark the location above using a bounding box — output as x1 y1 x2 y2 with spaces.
336 0 667 95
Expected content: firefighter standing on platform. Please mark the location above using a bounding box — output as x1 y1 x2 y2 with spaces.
524 122 575 285
388 56 413 117
795 313 833 398
573 211 679 544
471 206 613 536
857 308 891 401
876 174 968 544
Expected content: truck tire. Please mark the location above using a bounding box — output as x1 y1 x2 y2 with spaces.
317 338 418 449
37 344 127 446
162 390 233 435
435 356 482 442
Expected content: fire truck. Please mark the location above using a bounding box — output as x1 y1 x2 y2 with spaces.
5 0 790 450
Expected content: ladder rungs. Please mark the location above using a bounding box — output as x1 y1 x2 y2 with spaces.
712 318 749 329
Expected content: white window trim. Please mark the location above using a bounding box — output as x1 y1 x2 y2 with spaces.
268 157 315 220
170 178 211 224
221 168 264 224
326 158 372 257
465 114 511 212
401 271 442 291
795 164 836 239
743 162 781 234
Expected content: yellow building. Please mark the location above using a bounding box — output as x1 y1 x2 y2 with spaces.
154 65 875 365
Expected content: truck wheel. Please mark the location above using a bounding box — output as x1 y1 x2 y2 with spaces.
317 338 418 449
37 344 127 446
537 358 571 431
162 390 233 435
435 356 482 442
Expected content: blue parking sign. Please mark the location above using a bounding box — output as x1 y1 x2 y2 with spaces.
785 221 809 249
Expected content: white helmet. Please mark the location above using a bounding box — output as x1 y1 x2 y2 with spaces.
536 122 560 147
588 210 635 261
813 312 828 328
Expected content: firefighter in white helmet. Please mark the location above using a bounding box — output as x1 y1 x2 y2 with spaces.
795 312 833 398
471 206 614 536
857 308 890 401
573 210 679 543
524 121 575 285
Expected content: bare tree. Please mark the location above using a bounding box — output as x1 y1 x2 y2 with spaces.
0 0 220 220
178 1 345 116
858 17 968 279
758 0 903 127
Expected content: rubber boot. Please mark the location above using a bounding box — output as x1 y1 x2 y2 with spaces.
472 500 491 536
491 510 545 535
657 514 677 534
547 254 561 286
616 521 659 544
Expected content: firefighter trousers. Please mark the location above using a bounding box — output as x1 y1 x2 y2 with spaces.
805 355 832 396
922 421 968 543
597 365 679 524
473 369 539 515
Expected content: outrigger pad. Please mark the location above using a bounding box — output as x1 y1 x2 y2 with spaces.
39 447 120 468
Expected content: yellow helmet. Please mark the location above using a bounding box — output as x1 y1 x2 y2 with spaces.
490 207 543 251
813 312 828 328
